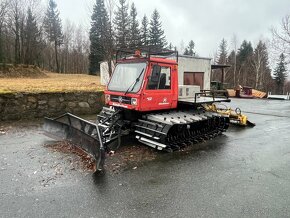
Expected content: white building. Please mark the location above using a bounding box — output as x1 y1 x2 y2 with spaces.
100 61 115 85
176 55 211 90
100 55 212 90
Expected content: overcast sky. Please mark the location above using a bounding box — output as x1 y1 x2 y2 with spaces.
53 0 289 58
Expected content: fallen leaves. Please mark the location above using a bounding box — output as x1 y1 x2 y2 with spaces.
44 141 157 174
44 141 96 172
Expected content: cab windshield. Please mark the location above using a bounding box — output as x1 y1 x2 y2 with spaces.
108 62 147 93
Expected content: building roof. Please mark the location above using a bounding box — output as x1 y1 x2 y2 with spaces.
211 64 231 69
178 54 212 60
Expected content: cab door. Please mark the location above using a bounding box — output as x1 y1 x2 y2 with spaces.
140 63 175 111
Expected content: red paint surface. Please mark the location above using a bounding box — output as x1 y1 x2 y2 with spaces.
104 57 178 112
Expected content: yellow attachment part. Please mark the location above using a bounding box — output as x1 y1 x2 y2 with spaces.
203 103 255 127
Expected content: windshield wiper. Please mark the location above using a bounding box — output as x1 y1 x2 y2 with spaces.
124 68 145 95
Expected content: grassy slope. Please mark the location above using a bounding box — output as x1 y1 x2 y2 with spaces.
0 73 104 94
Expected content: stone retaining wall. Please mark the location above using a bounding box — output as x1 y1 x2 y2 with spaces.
0 92 104 121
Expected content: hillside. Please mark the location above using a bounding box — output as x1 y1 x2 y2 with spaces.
0 65 103 93
0 64 48 78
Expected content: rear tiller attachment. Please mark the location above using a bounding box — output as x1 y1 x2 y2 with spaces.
203 103 255 127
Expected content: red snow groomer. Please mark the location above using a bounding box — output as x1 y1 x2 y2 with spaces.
44 48 230 171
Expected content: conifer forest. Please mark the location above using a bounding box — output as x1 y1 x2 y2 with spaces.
0 0 289 93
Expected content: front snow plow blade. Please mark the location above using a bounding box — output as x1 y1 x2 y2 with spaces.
43 113 105 171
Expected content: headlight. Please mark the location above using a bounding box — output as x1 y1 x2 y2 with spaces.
131 98 138 106
105 94 110 104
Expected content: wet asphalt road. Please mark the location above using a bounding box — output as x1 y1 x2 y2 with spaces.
1 98 290 218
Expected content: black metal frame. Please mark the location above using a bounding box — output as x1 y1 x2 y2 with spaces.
43 110 126 172
43 113 104 170
194 90 230 103
115 46 179 63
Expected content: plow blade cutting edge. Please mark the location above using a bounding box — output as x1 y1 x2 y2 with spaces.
43 113 105 171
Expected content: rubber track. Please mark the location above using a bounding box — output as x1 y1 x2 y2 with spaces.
134 110 230 152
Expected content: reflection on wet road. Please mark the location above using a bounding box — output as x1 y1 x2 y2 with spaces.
1 98 290 217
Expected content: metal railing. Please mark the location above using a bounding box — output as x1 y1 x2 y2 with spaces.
194 90 230 103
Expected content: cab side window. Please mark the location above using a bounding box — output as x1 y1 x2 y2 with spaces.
147 65 171 90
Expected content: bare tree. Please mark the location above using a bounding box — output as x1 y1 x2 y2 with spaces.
0 0 9 28
251 40 271 90
61 19 74 72
178 40 185 54
75 24 89 73
231 34 238 86
284 81 290 93
59 21 89 74
271 14 290 63
0 0 9 62
8 0 27 64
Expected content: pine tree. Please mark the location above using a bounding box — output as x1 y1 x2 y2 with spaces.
24 8 41 65
89 0 111 75
188 40 195 56
237 40 254 85
237 40 253 63
168 42 173 50
217 39 228 64
274 53 287 94
252 40 271 90
227 50 236 86
128 3 141 48
214 39 228 84
44 0 63 73
184 40 195 56
114 0 130 48
149 9 167 49
141 15 149 46
183 48 189 55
